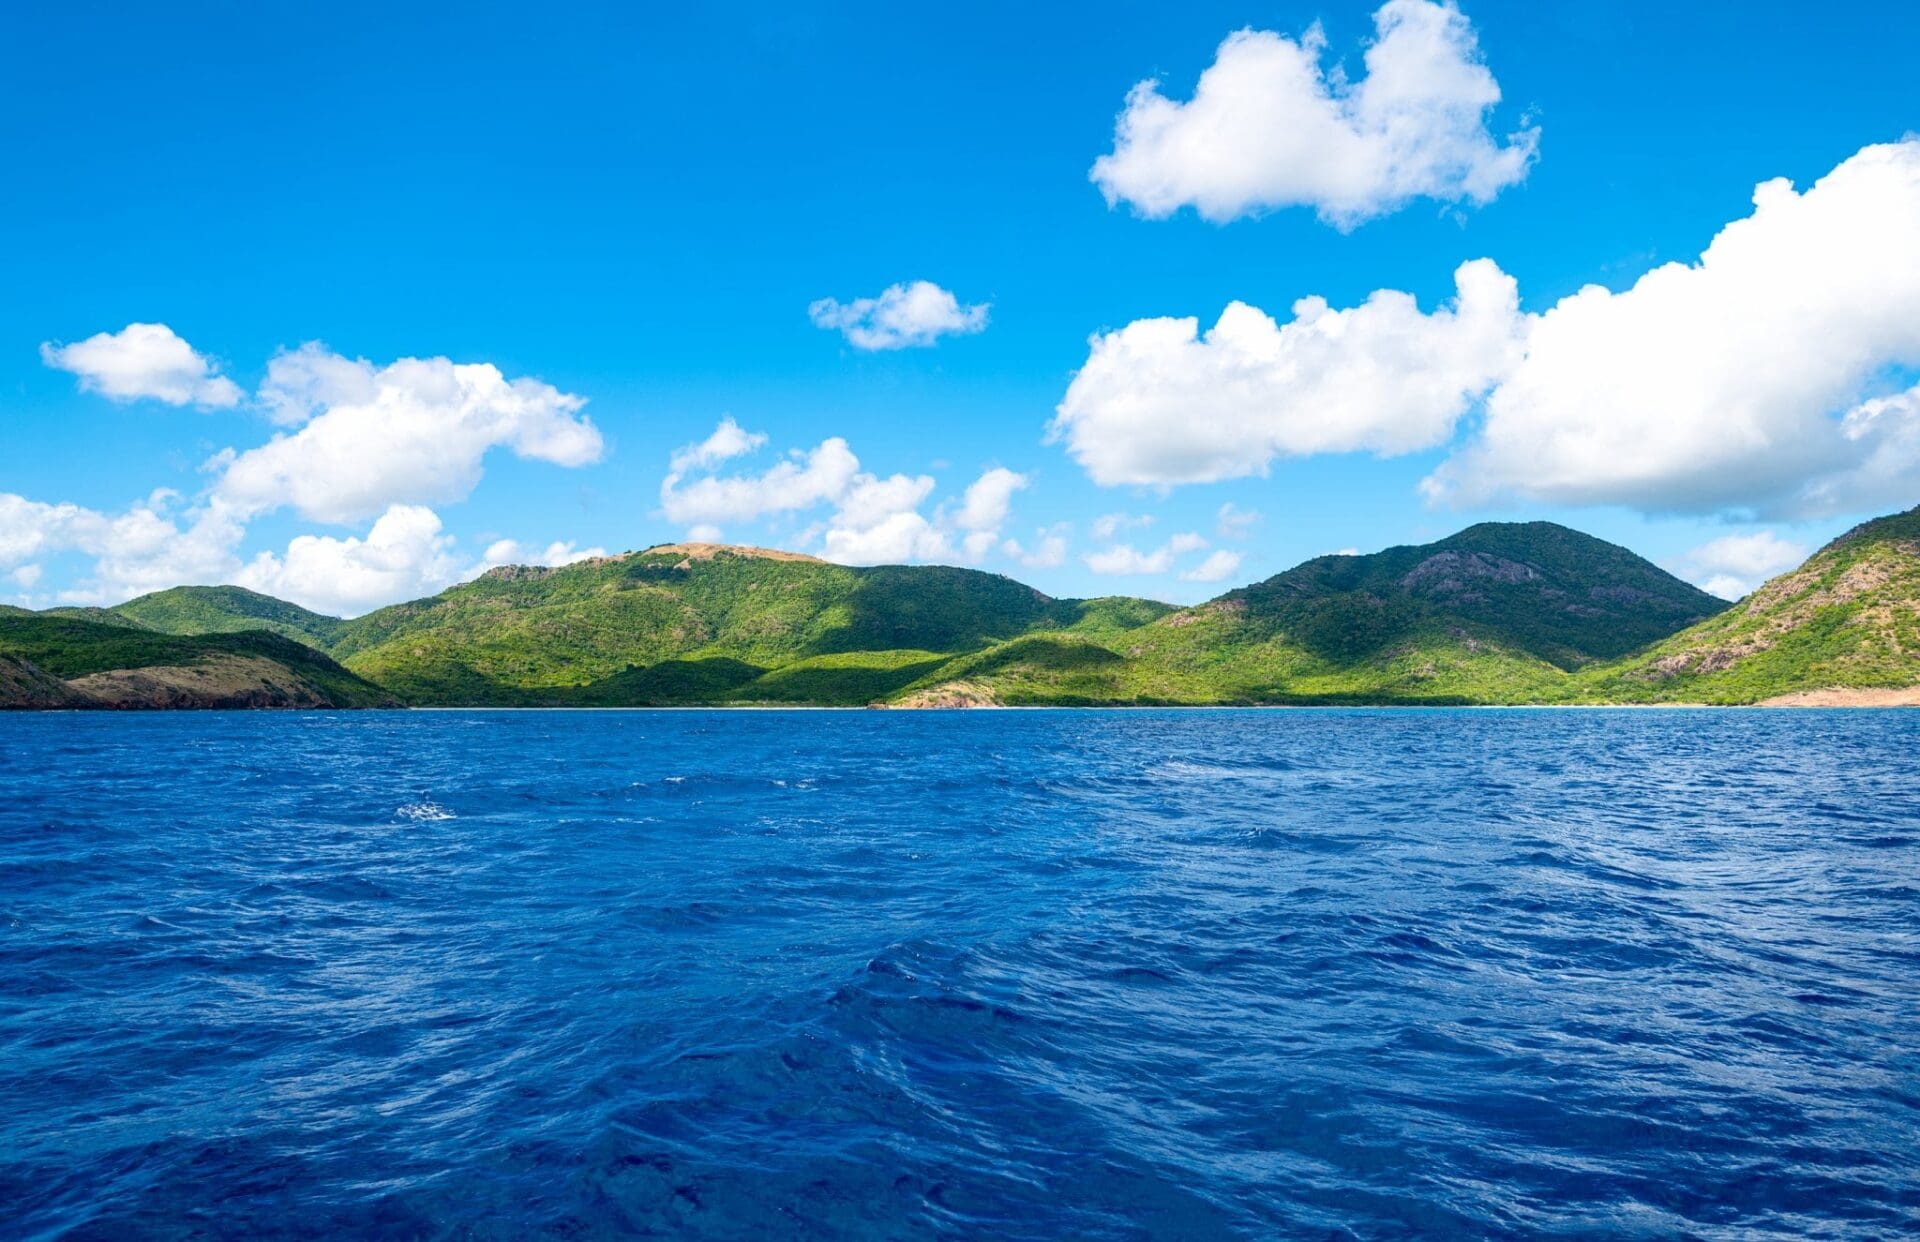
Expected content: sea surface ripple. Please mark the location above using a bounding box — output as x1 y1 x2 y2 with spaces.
3 709 1918 1239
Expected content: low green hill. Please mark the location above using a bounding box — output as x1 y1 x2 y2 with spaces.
329 544 1178 704
9 511 1914 709
0 614 395 709
109 585 345 646
1579 505 1920 703
897 522 1729 706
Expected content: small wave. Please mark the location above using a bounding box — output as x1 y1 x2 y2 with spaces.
395 799 455 822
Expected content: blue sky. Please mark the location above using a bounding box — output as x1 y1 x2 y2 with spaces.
5 0 1920 614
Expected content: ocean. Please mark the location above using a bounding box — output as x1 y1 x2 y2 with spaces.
3 708 1917 1238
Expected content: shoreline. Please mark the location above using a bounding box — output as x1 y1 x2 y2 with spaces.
355 699 1912 712
13 696 1920 714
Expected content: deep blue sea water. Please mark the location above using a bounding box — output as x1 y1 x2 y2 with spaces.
3 709 1918 1240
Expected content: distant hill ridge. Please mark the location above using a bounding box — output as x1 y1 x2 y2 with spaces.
6 509 1919 708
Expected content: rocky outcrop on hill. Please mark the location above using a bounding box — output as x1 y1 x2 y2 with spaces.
0 655 93 708
63 654 363 709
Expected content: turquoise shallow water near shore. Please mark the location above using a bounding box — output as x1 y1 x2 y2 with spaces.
3 709 1917 1238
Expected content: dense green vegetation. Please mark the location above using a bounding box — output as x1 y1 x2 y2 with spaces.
312 527 1727 707
0 613 394 708
1228 523 1726 667
323 546 1179 705
883 522 1728 706
108 585 345 646
8 511 1918 708
1574 506 1920 703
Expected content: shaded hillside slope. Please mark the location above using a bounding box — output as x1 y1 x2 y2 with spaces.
0 615 396 709
1580 505 1920 703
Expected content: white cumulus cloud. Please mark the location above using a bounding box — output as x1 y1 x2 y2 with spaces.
0 485 607 615
1090 0 1537 227
1053 258 1523 486
659 421 1032 567
41 323 243 409
669 415 767 474
1085 531 1210 576
1671 530 1808 600
11 335 610 611
239 505 462 617
953 468 1029 533
808 280 989 350
1061 141 1920 522
822 472 945 564
1180 549 1245 583
0 490 246 604
215 350 603 524
472 538 609 576
660 433 862 526
1003 523 1071 570
1426 140 1920 517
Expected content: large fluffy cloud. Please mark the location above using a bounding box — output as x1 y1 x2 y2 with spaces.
1062 141 1920 520
659 436 862 527
11 336 608 612
808 281 989 350
0 486 603 615
237 505 462 617
1426 140 1920 516
0 490 243 602
1091 0 1537 227
40 323 243 408
951 467 1029 559
214 346 603 524
821 473 949 563
658 421 1027 566
1052 259 1523 486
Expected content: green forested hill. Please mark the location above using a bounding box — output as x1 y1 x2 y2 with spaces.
108 585 345 646
893 522 1730 705
7 513 1917 709
1577 505 1920 703
329 544 1176 704
0 614 395 709
1227 522 1727 666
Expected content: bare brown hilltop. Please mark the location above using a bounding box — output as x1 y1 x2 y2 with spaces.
638 543 827 565
479 543 828 584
